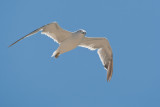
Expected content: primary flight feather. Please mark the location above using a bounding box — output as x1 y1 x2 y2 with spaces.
9 22 113 82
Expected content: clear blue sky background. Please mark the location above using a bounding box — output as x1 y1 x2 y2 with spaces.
0 0 159 107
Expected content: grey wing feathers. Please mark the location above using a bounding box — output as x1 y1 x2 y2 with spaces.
41 22 72 43
79 37 113 82
9 22 72 47
8 23 50 47
79 37 108 50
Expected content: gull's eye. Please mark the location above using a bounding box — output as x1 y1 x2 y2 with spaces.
82 32 86 35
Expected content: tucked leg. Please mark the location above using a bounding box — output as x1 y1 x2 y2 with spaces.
55 52 60 58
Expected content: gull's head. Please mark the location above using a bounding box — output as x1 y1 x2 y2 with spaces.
76 29 86 35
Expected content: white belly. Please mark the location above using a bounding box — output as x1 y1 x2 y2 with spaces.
58 34 84 54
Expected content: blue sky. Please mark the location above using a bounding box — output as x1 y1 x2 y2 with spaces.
0 0 159 107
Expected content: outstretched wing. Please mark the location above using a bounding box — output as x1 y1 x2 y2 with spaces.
79 37 113 82
41 22 72 43
9 22 72 47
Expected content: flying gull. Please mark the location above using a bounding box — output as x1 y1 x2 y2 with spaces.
9 22 113 82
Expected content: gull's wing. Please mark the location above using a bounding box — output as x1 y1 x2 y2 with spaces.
79 37 113 82
9 22 72 47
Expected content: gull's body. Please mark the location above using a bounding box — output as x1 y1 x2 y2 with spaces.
9 22 113 81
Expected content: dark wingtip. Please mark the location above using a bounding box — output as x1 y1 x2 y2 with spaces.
8 44 13 48
8 42 17 48
104 58 113 82
104 64 110 82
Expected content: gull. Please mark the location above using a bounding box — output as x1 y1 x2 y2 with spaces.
9 22 113 82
